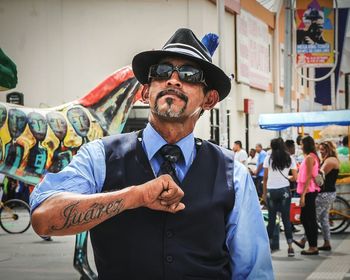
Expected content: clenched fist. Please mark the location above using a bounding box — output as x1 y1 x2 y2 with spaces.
135 175 185 213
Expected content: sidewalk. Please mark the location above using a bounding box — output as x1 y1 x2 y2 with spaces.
273 228 350 280
0 226 349 279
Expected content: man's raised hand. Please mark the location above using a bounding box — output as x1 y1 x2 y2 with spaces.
135 175 185 213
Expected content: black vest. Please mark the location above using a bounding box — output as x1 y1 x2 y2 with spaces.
90 131 235 280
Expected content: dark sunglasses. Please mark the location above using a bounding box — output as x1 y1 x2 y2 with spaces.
148 63 207 85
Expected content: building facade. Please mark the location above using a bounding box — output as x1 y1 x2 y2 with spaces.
6 0 344 150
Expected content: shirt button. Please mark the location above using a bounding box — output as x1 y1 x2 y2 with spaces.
166 230 173 238
166 255 173 263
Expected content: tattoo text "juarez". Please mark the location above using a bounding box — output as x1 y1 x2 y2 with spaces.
52 200 124 230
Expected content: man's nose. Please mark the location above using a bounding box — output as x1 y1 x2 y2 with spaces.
166 70 182 87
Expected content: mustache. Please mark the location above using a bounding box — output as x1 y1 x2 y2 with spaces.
156 89 188 103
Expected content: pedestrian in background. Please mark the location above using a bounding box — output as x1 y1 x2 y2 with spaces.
295 135 304 164
317 141 339 251
247 148 258 177
3 178 18 201
285 139 298 195
337 135 348 156
254 143 267 197
294 136 320 255
232 140 248 165
263 138 298 257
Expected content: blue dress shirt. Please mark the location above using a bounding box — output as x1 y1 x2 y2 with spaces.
257 150 268 177
30 123 274 279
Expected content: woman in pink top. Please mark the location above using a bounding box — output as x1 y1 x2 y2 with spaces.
294 136 320 255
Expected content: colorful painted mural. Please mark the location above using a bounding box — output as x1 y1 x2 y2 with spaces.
0 66 142 185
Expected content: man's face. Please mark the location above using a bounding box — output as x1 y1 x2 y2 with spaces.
310 21 323 39
249 149 256 157
233 143 239 152
289 146 295 155
255 145 262 153
144 57 210 122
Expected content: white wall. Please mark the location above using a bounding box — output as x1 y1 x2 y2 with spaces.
0 0 196 106
0 0 276 146
228 82 277 150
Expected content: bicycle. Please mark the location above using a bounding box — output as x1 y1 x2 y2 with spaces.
290 195 350 234
0 199 31 234
327 195 350 233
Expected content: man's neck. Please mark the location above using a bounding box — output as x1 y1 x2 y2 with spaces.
149 117 195 144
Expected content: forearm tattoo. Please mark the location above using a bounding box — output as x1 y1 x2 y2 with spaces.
52 199 124 231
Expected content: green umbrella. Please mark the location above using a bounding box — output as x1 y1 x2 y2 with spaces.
0 48 17 91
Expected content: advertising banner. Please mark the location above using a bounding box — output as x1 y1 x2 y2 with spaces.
236 9 270 91
295 0 335 67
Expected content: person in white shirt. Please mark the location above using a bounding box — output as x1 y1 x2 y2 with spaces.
246 148 258 176
262 138 298 257
232 140 248 165
295 135 304 164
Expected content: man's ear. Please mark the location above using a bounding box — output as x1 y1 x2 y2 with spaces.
141 84 150 104
202 90 219 111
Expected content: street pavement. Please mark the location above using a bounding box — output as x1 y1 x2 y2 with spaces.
273 227 350 280
0 226 349 280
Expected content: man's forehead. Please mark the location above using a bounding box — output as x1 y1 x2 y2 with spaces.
159 56 200 67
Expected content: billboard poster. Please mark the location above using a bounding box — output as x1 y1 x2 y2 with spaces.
295 0 335 67
236 9 270 91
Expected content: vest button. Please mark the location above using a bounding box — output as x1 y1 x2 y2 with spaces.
166 230 173 238
166 255 173 263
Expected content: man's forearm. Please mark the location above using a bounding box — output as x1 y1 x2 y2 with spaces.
31 186 140 236
255 164 263 176
31 175 185 236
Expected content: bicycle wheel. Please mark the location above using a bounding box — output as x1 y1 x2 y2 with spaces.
329 196 350 234
0 199 31 234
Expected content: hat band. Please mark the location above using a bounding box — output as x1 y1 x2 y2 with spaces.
163 43 211 62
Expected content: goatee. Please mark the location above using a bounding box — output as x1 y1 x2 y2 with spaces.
153 89 188 119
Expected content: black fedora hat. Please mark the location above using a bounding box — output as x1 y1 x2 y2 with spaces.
305 9 323 21
132 28 231 101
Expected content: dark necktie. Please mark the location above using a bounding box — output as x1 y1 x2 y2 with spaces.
157 144 182 185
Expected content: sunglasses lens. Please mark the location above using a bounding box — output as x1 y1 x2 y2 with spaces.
150 64 172 78
149 64 205 84
178 65 203 83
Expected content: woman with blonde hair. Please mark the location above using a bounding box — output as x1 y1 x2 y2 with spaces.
316 141 339 251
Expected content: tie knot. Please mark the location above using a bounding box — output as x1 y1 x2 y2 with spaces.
159 144 182 163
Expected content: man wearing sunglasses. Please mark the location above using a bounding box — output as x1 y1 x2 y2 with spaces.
30 28 273 279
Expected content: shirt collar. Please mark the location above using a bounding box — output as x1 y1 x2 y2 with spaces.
143 123 195 166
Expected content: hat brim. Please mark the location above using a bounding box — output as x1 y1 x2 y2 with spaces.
132 50 231 101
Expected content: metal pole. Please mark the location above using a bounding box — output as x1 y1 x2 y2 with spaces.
217 0 228 148
346 74 349 109
331 72 336 109
245 113 249 152
283 0 292 113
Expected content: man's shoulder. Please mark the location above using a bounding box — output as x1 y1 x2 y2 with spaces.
101 131 139 157
213 144 234 157
337 146 349 155
102 131 138 145
238 149 248 156
263 153 270 161
260 150 267 158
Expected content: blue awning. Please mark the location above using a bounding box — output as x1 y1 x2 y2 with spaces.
259 110 350 131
